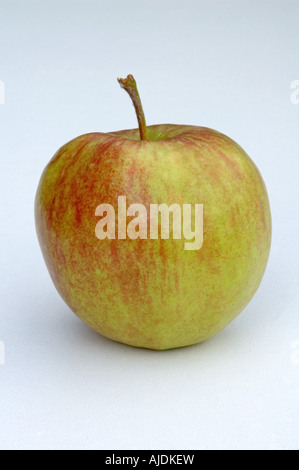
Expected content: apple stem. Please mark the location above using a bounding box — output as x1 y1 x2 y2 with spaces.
118 75 149 141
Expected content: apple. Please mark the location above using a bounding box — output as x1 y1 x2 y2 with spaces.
35 75 271 350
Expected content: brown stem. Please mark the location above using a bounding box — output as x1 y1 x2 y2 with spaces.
117 74 149 141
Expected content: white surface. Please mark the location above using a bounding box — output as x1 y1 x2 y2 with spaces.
0 0 298 450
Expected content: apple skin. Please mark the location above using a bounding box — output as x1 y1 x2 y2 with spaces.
35 124 271 350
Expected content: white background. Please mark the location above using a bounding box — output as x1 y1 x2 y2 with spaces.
0 0 298 450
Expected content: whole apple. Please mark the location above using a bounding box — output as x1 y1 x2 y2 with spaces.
35 75 271 350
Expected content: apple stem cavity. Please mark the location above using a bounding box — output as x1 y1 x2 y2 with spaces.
118 74 149 141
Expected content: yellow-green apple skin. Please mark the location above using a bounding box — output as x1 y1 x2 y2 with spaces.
35 124 271 350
